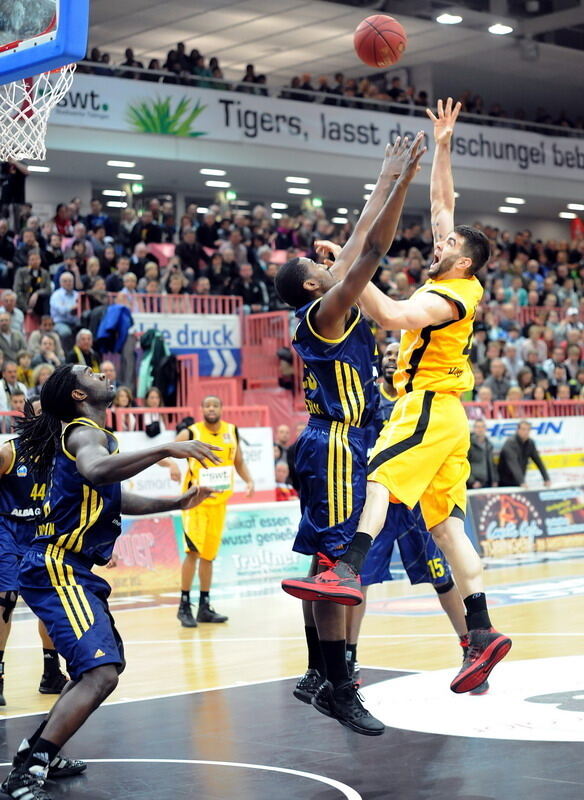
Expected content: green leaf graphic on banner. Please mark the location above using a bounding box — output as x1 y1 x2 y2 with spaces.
126 96 207 136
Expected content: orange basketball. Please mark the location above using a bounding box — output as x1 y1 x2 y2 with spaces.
354 14 408 69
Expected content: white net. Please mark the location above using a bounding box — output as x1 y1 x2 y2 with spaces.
0 63 76 161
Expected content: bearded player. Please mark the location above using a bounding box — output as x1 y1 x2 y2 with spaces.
284 98 511 694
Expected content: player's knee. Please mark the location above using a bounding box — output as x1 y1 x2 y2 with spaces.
86 664 119 700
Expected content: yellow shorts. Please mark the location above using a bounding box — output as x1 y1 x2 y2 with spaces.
367 390 470 530
182 503 227 561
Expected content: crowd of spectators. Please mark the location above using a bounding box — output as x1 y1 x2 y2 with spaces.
79 45 583 133
0 172 582 414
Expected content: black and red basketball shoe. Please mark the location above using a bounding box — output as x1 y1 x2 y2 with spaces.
451 628 512 693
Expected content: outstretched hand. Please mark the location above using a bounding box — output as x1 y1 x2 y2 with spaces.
398 132 427 183
426 97 462 145
179 484 217 510
380 135 413 180
314 239 342 267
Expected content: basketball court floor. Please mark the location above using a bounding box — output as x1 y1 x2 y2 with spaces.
3 551 584 799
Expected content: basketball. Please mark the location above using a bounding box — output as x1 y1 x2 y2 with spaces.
353 14 408 69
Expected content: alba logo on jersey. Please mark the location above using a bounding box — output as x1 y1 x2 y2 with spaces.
16 465 27 477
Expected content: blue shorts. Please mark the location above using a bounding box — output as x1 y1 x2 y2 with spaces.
19 546 125 681
0 517 35 592
361 503 452 588
293 419 368 559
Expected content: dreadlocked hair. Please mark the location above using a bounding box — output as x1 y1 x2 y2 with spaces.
15 364 80 473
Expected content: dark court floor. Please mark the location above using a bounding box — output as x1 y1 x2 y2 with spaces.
2 668 583 800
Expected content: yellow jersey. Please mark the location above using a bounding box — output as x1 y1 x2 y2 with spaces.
393 276 483 397
181 420 238 506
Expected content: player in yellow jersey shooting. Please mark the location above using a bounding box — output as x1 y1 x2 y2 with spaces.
287 99 511 693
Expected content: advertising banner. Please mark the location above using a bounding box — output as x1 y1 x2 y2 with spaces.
484 417 584 486
468 484 584 559
116 428 275 498
103 501 308 598
51 75 584 181
133 312 241 377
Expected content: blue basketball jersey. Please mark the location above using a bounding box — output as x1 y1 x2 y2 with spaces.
294 298 379 428
32 417 122 566
0 437 45 523
373 384 397 435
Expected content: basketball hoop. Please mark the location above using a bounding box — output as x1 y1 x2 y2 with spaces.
0 63 76 161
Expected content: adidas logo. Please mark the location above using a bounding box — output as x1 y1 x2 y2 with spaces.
94 649 106 658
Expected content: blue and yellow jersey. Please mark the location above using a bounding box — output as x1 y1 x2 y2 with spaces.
32 417 122 566
374 384 397 434
0 437 46 523
293 298 379 428
394 276 483 397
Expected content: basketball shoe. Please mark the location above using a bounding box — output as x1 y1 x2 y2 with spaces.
282 557 363 606
313 679 385 735
459 636 489 695
38 670 68 695
1 767 53 799
13 746 86 779
293 669 323 704
451 628 512 694
197 602 228 623
177 601 198 627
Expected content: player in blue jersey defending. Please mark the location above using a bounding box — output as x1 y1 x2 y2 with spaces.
277 133 426 736
1 364 220 800
0 404 70 706
345 343 488 695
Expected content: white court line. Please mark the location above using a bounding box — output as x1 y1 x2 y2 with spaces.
0 759 362 799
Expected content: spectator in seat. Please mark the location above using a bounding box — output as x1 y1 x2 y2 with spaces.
208 253 231 294
106 255 131 293
543 345 566 380
53 203 72 236
176 227 208 274
467 419 497 489
89 224 108 260
219 230 247 266
66 328 100 372
229 263 268 313
14 249 52 316
555 383 573 400
564 343 582 380
85 198 112 236
501 342 523 382
498 420 550 488
143 386 166 435
81 257 102 292
476 385 493 405
193 276 211 296
31 334 62 369
118 207 138 252
112 385 138 431
45 232 65 271
100 243 117 276
120 272 140 312
0 218 15 286
196 212 218 248
131 210 162 248
13 228 39 268
274 424 291 457
165 271 190 296
0 361 28 410
100 360 118 390
0 290 24 332
15 350 33 388
29 364 55 397
483 358 510 401
137 261 160 293
27 315 64 359
275 461 298 501
49 271 79 347
130 242 157 281
8 389 26 415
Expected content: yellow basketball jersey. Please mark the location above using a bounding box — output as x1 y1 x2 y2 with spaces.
393 276 483 397
181 420 238 506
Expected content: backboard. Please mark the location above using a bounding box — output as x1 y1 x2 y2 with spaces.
0 0 89 83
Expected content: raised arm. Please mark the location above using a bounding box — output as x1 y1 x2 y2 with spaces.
314 133 426 337
70 426 221 486
426 97 461 244
327 136 413 279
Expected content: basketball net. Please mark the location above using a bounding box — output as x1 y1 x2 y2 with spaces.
0 64 76 161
